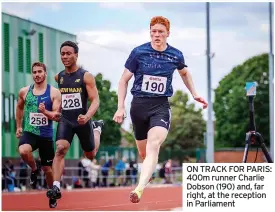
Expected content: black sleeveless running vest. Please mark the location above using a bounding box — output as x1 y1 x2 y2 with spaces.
57 68 89 125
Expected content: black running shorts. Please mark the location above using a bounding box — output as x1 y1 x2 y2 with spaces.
18 132 54 166
130 96 171 140
55 118 95 152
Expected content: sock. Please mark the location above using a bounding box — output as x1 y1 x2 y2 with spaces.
93 126 102 134
135 185 143 192
53 181 60 189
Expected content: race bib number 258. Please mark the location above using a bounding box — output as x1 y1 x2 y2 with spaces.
30 113 48 126
62 93 82 110
141 74 167 94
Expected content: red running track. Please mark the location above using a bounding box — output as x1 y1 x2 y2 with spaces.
2 185 182 211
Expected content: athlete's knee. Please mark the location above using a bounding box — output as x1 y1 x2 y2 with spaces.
18 145 32 157
147 127 167 150
147 135 163 153
147 142 161 154
55 144 68 157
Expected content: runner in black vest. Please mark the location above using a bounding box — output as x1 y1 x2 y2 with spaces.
46 41 104 200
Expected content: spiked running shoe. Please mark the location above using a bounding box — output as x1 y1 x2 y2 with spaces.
92 120 104 129
129 187 143 203
30 169 39 189
46 185 62 200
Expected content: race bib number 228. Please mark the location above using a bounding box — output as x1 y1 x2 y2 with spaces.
141 74 167 94
62 93 82 110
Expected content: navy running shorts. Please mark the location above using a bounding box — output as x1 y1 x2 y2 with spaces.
130 96 171 140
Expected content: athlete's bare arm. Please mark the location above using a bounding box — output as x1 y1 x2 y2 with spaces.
39 87 61 121
51 87 62 113
117 68 133 109
16 86 29 138
178 67 208 109
54 74 58 83
77 72 99 125
178 67 198 97
113 68 133 124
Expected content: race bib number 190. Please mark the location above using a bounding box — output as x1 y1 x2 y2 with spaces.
62 93 82 110
141 74 167 94
30 113 48 126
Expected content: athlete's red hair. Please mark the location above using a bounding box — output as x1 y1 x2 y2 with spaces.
150 16 170 31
